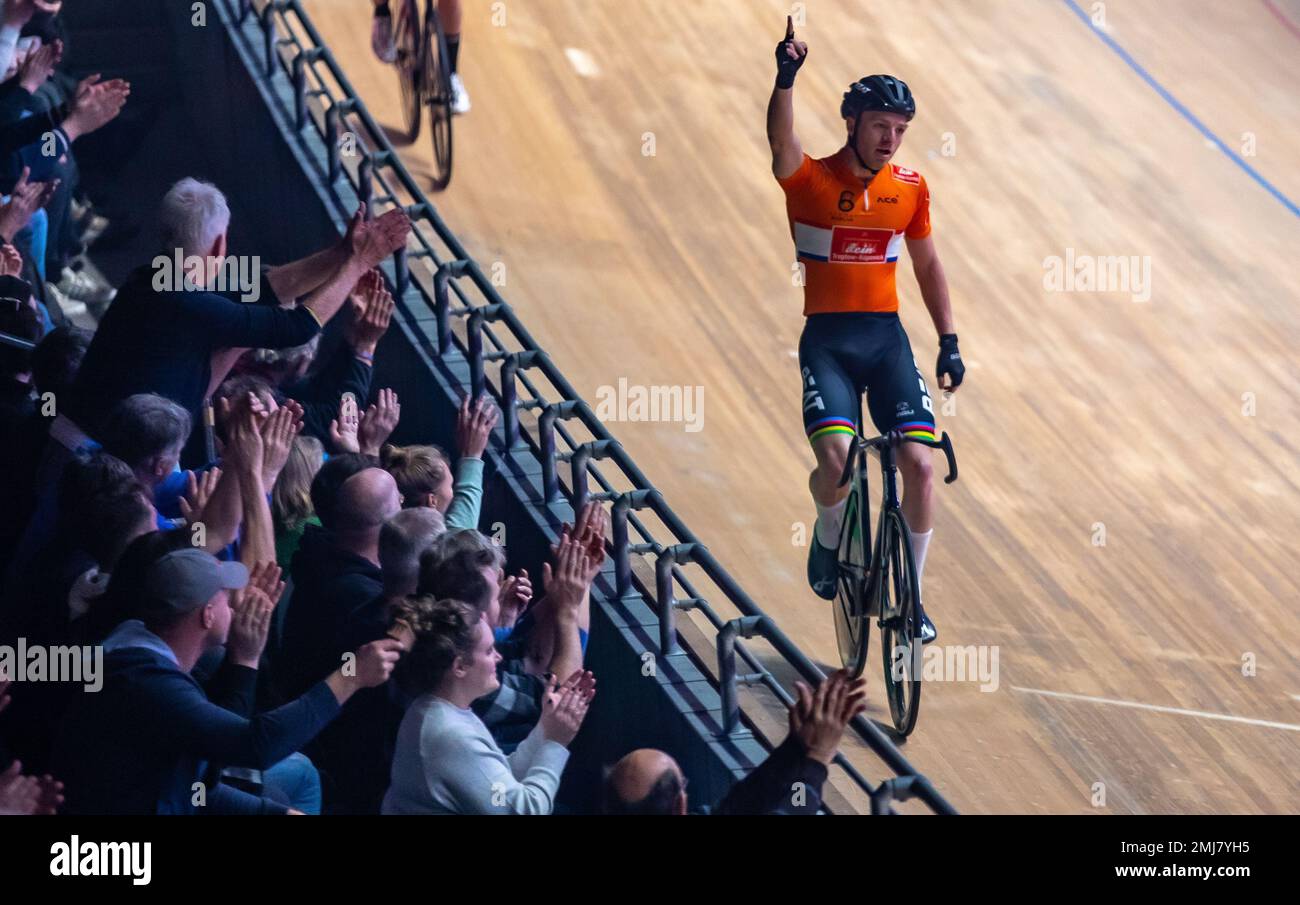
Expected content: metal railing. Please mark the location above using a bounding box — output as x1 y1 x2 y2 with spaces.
219 0 955 815
0 331 37 352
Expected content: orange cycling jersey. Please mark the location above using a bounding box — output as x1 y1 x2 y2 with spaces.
777 153 931 316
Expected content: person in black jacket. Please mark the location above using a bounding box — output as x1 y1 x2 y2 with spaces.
62 179 410 451
281 455 401 700
285 507 444 814
602 669 867 815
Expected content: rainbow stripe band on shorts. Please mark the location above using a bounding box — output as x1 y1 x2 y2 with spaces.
807 416 857 443
897 421 936 442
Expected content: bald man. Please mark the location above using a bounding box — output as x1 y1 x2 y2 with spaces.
605 750 690 815
276 455 409 812
280 454 403 700
603 670 866 815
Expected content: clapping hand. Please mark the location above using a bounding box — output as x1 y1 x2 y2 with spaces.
329 392 361 454
260 405 302 488
226 562 283 667
539 669 596 747
455 394 498 460
0 760 63 816
541 531 592 614
178 466 222 527
0 168 59 239
345 269 395 355
223 395 267 479
358 387 400 456
569 500 608 583
788 669 868 765
497 568 533 630
348 207 411 270
19 39 60 93
0 243 24 278
65 74 130 140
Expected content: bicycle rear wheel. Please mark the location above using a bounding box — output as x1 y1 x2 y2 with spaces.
394 0 422 139
877 508 922 735
833 466 871 677
424 7 454 190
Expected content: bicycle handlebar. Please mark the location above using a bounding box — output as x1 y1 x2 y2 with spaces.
861 430 959 485
910 431 958 484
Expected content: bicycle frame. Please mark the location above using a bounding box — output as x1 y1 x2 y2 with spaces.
839 428 958 614
409 0 437 85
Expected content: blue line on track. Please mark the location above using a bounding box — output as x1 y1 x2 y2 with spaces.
1061 0 1299 218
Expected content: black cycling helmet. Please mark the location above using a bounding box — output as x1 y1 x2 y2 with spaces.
841 74 916 121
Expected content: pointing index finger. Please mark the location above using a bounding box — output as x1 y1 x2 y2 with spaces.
785 15 794 40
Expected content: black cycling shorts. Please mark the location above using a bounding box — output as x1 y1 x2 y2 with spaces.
798 312 935 445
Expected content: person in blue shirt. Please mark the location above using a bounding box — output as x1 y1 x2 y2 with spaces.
97 393 192 531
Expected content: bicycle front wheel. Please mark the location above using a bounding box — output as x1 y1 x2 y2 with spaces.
394 0 423 139
424 7 454 190
833 468 871 677
877 508 922 736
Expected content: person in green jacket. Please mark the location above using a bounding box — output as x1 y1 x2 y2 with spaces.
272 434 324 570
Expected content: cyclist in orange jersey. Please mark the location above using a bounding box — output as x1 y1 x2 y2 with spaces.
767 17 966 643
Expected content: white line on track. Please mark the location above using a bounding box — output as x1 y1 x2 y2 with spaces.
1011 686 1300 732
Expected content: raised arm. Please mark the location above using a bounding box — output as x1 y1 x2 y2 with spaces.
224 402 273 566
300 207 411 327
264 238 349 305
526 505 606 679
265 207 397 304
767 16 807 180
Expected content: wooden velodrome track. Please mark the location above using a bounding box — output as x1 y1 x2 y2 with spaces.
307 0 1300 813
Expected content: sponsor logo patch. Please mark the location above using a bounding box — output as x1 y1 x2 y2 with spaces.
829 227 895 264
892 165 921 185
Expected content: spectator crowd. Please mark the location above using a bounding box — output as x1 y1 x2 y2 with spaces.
0 0 865 816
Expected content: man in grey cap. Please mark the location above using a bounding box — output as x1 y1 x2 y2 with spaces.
52 539 404 814
127 546 252 666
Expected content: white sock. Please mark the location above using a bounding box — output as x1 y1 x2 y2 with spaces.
909 528 933 597
814 497 846 548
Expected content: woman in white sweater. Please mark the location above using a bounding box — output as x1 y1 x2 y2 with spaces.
382 596 595 815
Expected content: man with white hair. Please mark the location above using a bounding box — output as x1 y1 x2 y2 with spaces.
62 178 410 452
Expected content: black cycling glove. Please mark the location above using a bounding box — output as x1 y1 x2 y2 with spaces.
775 19 807 89
937 333 964 390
